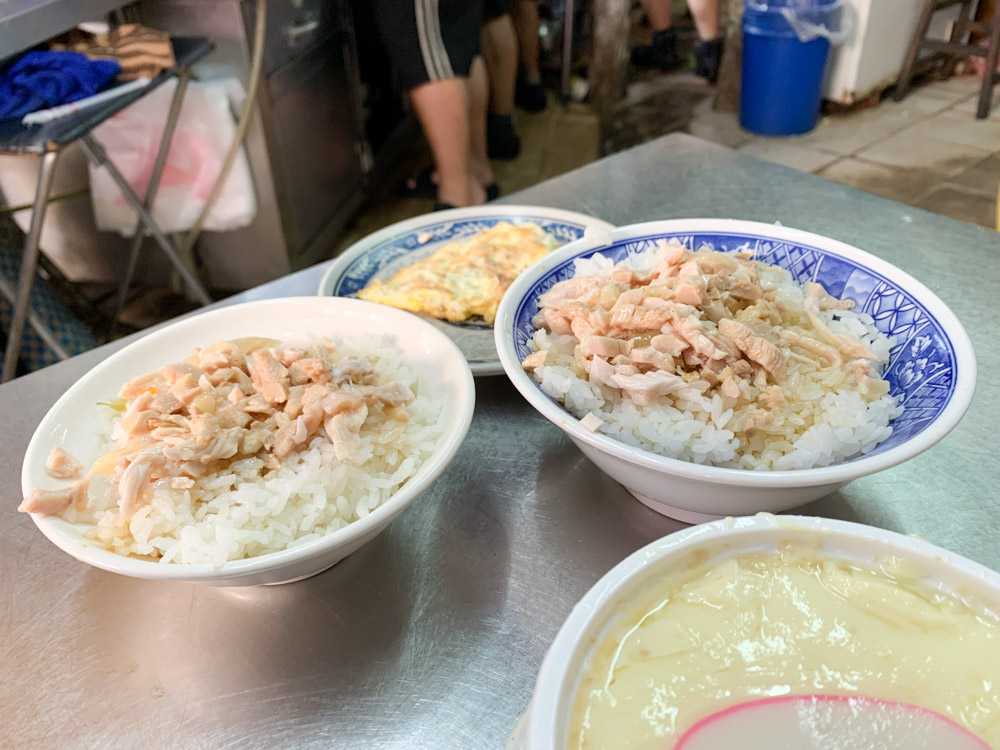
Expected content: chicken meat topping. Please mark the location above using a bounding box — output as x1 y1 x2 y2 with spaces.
20 337 415 519
523 241 889 429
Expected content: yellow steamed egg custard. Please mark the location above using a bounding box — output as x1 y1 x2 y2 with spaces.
568 543 1000 749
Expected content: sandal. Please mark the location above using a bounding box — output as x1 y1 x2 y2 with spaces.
433 185 498 211
406 167 500 202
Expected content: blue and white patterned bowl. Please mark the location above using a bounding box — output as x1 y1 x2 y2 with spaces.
319 205 614 376
495 219 977 521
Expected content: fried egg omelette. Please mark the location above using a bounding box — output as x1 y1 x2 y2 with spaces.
357 221 560 324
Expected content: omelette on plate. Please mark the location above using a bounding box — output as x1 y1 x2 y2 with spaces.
357 222 560 324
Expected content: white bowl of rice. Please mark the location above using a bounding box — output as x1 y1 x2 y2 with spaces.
21 297 475 586
495 219 976 522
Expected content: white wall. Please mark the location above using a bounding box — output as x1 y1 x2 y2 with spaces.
825 0 964 104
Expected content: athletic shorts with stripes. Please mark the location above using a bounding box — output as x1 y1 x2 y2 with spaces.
372 0 486 92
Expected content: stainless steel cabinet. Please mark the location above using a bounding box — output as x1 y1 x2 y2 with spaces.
249 0 333 75
259 25 365 263
138 0 368 285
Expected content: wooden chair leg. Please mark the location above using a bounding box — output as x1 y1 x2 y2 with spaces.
894 0 939 101
976 14 1000 118
942 0 974 78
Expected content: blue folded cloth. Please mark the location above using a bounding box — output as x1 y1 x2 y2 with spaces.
0 50 121 120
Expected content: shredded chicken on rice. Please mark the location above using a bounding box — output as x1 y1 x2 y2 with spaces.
522 241 898 468
20 337 415 519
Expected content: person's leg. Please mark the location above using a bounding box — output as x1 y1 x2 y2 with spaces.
509 0 547 111
371 0 486 206
481 3 521 159
632 0 681 70
688 0 723 83
410 79 483 207
467 56 495 194
633 0 723 79
406 57 495 201
481 14 518 116
641 0 672 31
510 0 541 80
687 0 719 38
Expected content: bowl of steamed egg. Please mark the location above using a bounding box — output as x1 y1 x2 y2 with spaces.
518 514 1000 750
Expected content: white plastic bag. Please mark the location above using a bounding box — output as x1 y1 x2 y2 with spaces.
89 78 257 236
780 1 853 45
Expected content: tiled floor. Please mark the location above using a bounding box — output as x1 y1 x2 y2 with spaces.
686 74 999 229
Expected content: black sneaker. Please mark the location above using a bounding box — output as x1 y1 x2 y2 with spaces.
515 77 548 112
695 36 724 84
487 113 521 160
631 28 682 72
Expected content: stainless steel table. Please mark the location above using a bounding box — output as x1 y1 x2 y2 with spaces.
2 133 997 749
0 0 127 61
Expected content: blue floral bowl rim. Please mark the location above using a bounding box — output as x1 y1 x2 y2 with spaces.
494 218 977 486
316 204 616 298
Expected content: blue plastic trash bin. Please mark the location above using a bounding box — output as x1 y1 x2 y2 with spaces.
740 0 842 136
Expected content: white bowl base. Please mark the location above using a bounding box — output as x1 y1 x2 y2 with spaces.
260 563 337 586
628 489 725 523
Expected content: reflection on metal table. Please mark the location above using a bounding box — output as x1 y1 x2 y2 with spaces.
0 0 126 61
2 134 997 749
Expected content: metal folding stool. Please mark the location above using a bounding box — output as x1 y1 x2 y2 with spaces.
0 36 215 381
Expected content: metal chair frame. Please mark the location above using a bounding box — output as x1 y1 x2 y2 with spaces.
0 39 214 382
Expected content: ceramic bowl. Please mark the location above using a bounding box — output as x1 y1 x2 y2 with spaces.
318 204 614 375
495 219 977 522
21 297 475 586
523 514 1000 749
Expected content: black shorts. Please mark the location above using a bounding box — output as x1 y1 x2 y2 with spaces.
484 0 509 20
372 0 486 91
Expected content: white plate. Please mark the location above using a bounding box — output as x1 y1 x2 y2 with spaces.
317 205 614 376
21 297 475 586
